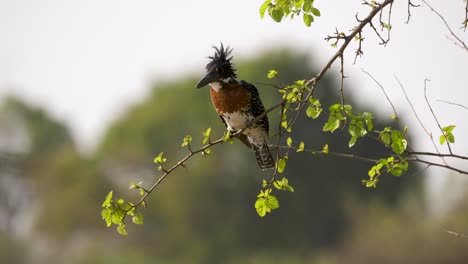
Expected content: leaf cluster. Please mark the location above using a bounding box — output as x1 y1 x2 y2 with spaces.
260 0 321 27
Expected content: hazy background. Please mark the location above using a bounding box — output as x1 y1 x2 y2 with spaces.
1 0 468 263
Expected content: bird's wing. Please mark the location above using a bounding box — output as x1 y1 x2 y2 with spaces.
239 80 269 133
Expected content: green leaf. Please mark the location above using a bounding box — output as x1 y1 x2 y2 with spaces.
255 198 268 217
380 132 391 145
181 135 192 147
439 134 447 145
116 198 124 205
362 112 374 131
302 0 313 12
323 115 340 132
390 168 403 177
281 177 294 192
277 158 287 173
265 194 279 210
102 190 113 207
132 212 144 225
273 180 281 190
267 69 278 79
390 130 407 154
303 13 314 27
297 141 305 152
447 133 455 143
270 7 284 22
348 135 358 148
111 210 125 225
306 97 322 119
101 208 112 227
153 152 167 164
202 149 211 157
203 127 211 144
311 7 321 16
117 224 128 236
259 0 271 19
322 144 329 154
286 137 292 147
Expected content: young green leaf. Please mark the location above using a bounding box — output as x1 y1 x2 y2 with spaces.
311 7 321 16
322 144 329 154
153 152 167 164
277 158 287 173
117 224 128 236
132 212 144 225
297 141 305 152
102 190 113 207
181 135 192 147
303 13 314 27
306 97 322 119
323 115 341 132
267 70 278 79
202 127 212 144
101 208 112 227
287 137 292 147
259 0 271 19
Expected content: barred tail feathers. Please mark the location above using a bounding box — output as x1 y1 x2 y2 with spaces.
253 144 275 170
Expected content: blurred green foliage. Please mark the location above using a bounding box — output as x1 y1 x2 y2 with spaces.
0 49 467 264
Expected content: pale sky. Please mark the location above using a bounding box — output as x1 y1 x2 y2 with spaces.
1 1 467 211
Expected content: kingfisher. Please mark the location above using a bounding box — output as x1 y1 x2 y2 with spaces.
196 44 275 170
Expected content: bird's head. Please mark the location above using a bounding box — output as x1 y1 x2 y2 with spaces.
196 43 237 88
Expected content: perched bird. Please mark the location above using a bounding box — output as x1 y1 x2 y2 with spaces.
196 44 275 170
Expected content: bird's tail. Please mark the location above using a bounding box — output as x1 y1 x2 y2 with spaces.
253 144 275 170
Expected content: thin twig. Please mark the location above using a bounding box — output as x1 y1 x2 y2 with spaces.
394 74 448 166
339 55 346 113
306 0 395 96
464 0 468 31
422 0 468 52
362 68 399 119
407 151 468 160
423 79 453 154
406 0 420 24
444 229 468 238
410 157 468 175
273 145 380 163
437 100 468 111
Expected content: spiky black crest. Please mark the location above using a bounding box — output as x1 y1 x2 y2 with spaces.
205 43 237 79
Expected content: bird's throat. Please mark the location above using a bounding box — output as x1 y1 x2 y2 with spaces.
209 82 222 92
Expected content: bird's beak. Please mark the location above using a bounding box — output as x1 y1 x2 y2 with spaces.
196 71 216 88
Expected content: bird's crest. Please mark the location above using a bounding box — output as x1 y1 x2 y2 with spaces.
205 43 237 79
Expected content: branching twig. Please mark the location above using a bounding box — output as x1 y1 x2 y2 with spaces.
423 79 453 154
353 30 364 64
307 0 394 94
406 0 420 24
394 74 448 166
362 68 399 119
410 157 468 175
422 0 468 52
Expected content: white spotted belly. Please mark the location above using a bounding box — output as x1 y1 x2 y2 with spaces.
222 111 267 146
222 111 252 131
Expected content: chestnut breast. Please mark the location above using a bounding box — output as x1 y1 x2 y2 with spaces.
210 82 250 114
